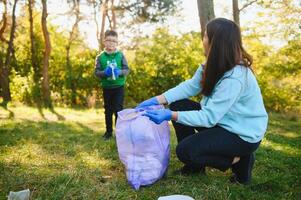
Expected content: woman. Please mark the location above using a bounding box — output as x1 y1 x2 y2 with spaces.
136 18 268 184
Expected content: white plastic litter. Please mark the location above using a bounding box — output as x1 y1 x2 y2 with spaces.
158 195 195 200
7 189 30 200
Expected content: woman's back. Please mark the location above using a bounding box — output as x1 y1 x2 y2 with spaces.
207 65 268 143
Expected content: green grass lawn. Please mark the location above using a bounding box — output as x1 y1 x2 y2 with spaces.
0 106 300 200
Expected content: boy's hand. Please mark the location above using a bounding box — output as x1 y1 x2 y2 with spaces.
104 67 112 77
113 68 121 77
142 109 172 124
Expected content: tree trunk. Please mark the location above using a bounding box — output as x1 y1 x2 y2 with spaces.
111 0 116 29
234 0 258 27
100 0 109 50
28 0 40 81
0 0 8 100
41 0 52 108
92 0 101 51
0 0 18 103
197 0 215 38
107 0 116 29
28 0 42 106
0 0 8 42
66 0 80 105
232 0 240 26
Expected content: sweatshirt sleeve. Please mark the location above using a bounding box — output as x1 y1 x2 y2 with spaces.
163 65 203 104
177 78 243 127
120 52 130 76
94 55 105 79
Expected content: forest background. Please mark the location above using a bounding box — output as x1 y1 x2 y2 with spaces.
0 0 300 115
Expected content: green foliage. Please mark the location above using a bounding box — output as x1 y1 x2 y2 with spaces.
245 36 301 112
9 11 100 107
13 11 45 106
126 28 205 105
118 0 180 24
4 0 300 113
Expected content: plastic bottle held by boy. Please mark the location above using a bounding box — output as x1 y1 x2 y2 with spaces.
111 59 117 80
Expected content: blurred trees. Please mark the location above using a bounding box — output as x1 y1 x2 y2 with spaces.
41 0 52 108
0 0 18 105
126 29 205 105
0 0 300 113
197 0 215 37
245 0 301 112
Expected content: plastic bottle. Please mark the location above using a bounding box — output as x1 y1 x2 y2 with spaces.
111 59 117 80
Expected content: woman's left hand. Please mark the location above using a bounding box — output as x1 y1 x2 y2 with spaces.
142 109 172 124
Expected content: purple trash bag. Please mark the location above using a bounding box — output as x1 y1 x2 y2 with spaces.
116 105 170 190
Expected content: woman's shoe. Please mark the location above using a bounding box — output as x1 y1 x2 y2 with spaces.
174 165 205 176
231 153 255 184
229 174 250 185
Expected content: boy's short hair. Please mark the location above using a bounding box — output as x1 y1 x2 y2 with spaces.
104 30 118 38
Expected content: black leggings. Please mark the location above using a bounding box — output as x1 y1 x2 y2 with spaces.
169 99 260 182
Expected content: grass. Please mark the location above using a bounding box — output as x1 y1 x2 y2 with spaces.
0 106 300 200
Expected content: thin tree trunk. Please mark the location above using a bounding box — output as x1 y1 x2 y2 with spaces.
107 0 115 29
66 0 80 105
100 0 109 50
0 0 18 103
197 0 215 38
28 0 39 81
0 0 8 42
92 0 101 51
28 0 42 106
232 0 240 26
41 0 52 108
233 0 258 27
111 0 116 29
0 0 8 100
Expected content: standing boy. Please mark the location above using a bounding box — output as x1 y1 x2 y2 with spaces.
95 30 130 139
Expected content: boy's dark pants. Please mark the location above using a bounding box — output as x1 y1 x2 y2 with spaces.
103 86 124 133
169 99 260 183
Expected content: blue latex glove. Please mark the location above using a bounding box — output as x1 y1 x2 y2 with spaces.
136 97 159 109
142 109 172 124
113 68 121 77
104 67 112 77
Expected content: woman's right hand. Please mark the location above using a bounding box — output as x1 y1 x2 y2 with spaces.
136 97 159 109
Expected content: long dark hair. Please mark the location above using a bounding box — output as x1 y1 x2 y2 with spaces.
201 18 253 96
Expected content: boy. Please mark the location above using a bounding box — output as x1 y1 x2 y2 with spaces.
94 30 130 139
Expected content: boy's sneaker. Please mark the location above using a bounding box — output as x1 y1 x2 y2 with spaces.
102 132 112 140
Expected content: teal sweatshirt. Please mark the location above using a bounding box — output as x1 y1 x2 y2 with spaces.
163 65 268 143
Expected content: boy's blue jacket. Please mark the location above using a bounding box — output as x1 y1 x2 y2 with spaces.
163 65 268 143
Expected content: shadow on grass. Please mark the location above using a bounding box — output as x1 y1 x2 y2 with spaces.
49 107 65 121
0 112 300 199
0 119 119 199
36 106 66 121
0 119 117 161
0 103 14 119
0 158 107 199
248 143 301 199
245 115 301 198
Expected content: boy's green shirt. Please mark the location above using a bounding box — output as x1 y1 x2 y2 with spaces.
96 50 128 88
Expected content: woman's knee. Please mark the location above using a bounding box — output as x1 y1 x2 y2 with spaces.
169 99 201 111
169 99 189 111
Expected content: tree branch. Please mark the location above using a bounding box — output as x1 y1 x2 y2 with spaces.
239 0 258 12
